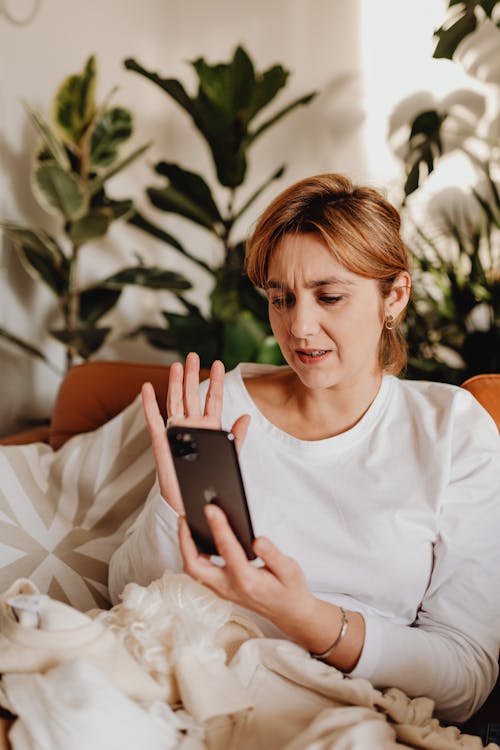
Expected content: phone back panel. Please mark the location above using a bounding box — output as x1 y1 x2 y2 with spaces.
167 426 256 559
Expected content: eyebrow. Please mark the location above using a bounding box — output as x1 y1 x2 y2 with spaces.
265 276 355 290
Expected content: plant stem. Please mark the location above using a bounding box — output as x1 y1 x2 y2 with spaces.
223 188 236 256
64 241 81 371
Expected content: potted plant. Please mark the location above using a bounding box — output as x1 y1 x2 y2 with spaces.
1 55 191 373
389 1 500 382
124 45 317 369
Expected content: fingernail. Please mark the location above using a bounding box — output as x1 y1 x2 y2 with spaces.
255 537 269 554
205 504 217 519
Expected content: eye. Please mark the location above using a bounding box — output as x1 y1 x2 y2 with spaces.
269 293 294 309
319 295 344 305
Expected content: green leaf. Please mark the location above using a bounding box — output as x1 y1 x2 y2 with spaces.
209 241 270 324
31 163 87 220
231 46 256 112
125 48 315 189
402 110 446 196
409 110 444 140
244 64 289 122
0 325 58 370
79 287 122 324
256 336 285 365
193 58 233 123
103 265 192 291
90 107 133 168
433 6 477 59
124 58 197 118
404 161 421 197
52 55 97 145
88 142 150 196
150 162 223 229
1 223 69 295
94 198 134 221
24 104 71 171
480 0 498 17
132 309 220 366
127 210 186 253
222 311 266 370
472 190 500 229
50 325 110 359
128 324 178 351
162 311 219 365
68 210 110 243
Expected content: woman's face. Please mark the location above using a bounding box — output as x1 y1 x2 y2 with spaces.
266 233 389 391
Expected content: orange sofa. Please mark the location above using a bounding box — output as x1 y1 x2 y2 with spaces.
1 362 499 450
0 362 499 735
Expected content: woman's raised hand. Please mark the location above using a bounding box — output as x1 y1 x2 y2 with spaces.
141 352 250 514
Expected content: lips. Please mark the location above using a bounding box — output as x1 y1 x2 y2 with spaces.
296 349 331 364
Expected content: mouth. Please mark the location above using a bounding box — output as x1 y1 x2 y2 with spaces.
296 349 331 364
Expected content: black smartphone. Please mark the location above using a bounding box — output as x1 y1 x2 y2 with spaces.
167 425 256 560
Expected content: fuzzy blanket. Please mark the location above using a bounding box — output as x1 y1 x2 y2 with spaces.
0 573 495 750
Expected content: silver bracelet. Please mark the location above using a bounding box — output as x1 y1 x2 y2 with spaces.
310 607 349 661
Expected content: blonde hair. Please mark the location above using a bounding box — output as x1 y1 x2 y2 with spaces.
245 173 410 375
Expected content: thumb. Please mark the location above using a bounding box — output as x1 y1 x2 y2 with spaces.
231 414 251 455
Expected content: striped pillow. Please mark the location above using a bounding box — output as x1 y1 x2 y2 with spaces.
0 395 155 611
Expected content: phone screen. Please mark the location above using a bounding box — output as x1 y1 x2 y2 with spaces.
167 426 256 559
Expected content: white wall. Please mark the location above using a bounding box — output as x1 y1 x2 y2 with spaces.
0 0 477 434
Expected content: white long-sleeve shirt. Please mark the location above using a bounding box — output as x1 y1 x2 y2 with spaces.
109 364 500 722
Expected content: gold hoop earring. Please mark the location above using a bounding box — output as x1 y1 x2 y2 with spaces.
385 315 395 330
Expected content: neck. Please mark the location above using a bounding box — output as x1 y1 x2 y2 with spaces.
283 370 384 438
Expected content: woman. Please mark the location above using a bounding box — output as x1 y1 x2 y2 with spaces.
109 173 500 723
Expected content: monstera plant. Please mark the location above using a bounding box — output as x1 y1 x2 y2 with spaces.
1 55 191 372
389 1 500 383
124 46 316 369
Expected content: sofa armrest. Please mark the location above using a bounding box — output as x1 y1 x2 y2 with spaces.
0 425 50 446
48 360 211 450
49 360 172 450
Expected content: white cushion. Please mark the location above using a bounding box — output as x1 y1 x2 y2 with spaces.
0 396 155 610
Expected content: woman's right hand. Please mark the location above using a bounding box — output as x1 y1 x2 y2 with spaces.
141 351 250 514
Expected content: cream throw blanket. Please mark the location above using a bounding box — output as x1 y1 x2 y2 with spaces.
0 574 494 750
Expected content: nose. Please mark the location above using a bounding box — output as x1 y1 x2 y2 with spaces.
288 298 321 339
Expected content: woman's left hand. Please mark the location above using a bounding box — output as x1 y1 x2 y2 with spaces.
179 502 318 642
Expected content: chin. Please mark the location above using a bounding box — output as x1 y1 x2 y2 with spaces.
290 361 343 390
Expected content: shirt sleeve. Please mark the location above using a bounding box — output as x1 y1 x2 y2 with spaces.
108 478 183 605
108 378 211 605
349 390 500 722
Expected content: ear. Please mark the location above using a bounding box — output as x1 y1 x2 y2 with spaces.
385 272 411 321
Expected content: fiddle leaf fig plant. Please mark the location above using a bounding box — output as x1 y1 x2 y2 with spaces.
124 46 317 369
1 55 191 372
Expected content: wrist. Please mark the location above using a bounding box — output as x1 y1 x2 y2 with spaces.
310 607 348 660
289 598 365 674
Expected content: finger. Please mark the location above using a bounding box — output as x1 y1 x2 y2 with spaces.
253 536 299 585
178 516 226 585
142 381 164 436
142 382 184 513
178 514 201 562
231 414 251 455
205 504 249 569
183 352 201 417
167 362 184 420
204 360 225 419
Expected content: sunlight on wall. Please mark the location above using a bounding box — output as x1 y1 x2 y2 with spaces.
359 0 482 192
